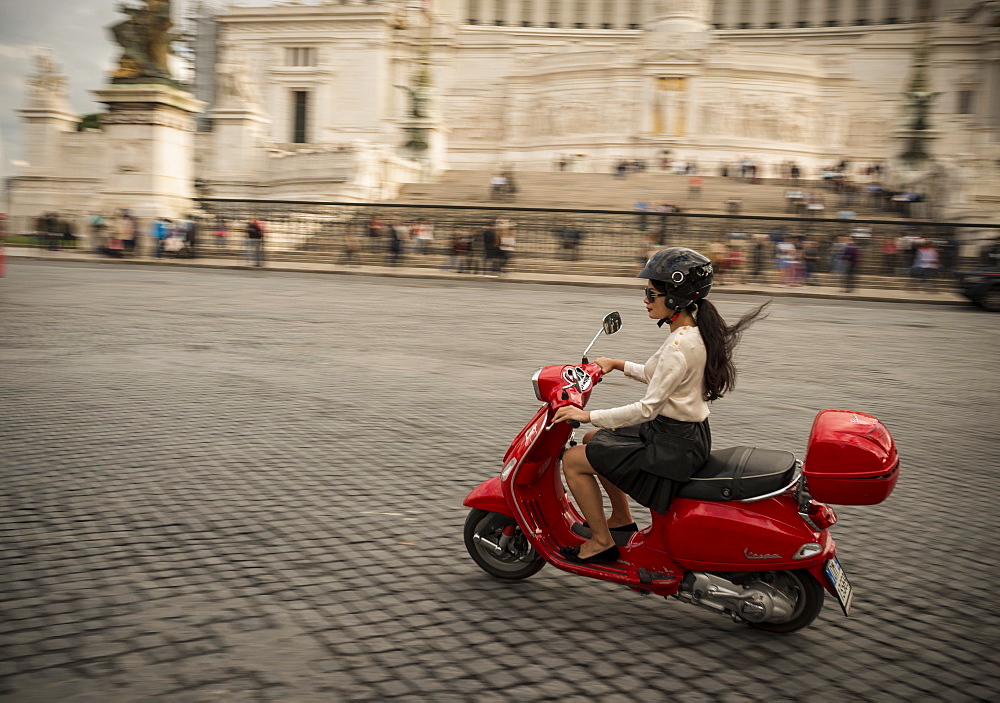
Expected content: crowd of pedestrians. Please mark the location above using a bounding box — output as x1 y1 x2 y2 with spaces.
700 229 958 293
27 205 967 293
363 215 518 276
33 210 273 267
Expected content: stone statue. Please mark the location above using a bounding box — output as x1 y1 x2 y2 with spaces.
216 49 260 108
109 0 178 85
26 48 70 110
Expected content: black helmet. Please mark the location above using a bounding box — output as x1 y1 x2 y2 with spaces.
638 247 714 317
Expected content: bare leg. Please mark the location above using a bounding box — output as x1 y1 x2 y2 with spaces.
562 445 614 558
597 477 634 527
580 430 634 528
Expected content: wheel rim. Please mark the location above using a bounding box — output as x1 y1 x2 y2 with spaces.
773 571 807 622
471 513 538 575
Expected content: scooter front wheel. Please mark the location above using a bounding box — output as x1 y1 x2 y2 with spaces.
464 509 546 580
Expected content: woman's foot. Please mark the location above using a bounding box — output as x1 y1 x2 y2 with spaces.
560 542 619 564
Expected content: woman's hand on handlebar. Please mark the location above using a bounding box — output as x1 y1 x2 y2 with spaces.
552 406 590 425
595 357 624 375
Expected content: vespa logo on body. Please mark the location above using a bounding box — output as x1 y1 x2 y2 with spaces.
562 367 592 392
744 547 782 560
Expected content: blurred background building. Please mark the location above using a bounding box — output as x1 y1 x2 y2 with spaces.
5 0 999 225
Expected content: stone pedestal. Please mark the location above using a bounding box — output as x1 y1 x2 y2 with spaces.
93 84 205 219
205 106 270 186
399 117 446 180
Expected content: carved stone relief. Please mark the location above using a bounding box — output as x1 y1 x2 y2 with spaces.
695 89 827 144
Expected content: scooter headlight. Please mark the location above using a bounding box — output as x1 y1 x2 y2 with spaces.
531 369 544 402
793 542 823 560
501 457 517 480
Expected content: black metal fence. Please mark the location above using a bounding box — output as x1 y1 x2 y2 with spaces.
196 198 999 281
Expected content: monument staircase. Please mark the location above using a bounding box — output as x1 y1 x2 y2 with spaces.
394 169 895 216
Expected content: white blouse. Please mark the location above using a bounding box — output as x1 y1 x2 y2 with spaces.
589 325 709 429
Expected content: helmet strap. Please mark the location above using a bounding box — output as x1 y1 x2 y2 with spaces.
657 309 683 328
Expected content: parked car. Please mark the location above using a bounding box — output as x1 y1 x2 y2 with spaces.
959 266 1000 311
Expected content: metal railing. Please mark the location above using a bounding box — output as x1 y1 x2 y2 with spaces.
195 198 999 280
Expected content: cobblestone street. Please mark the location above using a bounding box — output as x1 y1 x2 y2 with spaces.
1 259 998 702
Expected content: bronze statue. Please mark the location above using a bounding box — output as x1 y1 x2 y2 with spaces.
900 42 938 165
109 0 178 85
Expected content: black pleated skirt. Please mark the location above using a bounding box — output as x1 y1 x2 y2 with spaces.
585 415 711 514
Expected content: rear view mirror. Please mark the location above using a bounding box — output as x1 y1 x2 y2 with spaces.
582 311 623 363
602 311 622 336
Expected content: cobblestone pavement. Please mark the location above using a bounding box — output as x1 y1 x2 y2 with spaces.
1 259 998 702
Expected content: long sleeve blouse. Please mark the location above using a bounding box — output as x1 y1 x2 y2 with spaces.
589 325 710 429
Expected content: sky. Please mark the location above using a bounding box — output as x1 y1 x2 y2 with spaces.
0 0 286 182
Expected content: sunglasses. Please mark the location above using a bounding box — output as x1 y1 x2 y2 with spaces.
644 287 665 303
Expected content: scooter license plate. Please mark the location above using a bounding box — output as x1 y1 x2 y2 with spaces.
824 556 854 616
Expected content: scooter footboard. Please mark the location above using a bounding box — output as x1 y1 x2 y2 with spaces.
463 476 512 516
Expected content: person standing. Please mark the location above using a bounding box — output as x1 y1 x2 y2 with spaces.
881 237 898 276
389 221 409 266
181 215 198 258
842 238 862 293
802 238 820 286
89 214 107 252
366 215 385 255
245 218 264 267
212 216 228 253
910 240 940 292
707 238 729 286
150 217 169 258
119 210 138 256
748 234 763 282
482 223 499 275
341 228 361 266
498 221 516 275
412 219 433 254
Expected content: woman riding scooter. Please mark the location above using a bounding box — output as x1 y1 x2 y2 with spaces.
552 247 769 564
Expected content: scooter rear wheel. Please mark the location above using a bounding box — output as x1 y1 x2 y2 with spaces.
464 508 546 580
747 569 825 634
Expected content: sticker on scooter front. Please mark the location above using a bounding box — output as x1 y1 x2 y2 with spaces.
824 556 854 616
562 367 592 392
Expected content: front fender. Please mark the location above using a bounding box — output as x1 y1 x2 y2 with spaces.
463 476 511 516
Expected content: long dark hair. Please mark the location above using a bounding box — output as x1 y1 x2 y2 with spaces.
650 281 770 402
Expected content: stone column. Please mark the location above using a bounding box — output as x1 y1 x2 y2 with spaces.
812 0 825 26
839 0 853 26
532 0 546 27
93 84 205 221
870 0 886 24
505 0 520 26
587 0 601 28
784 0 797 28
614 0 629 29
561 0 574 28
479 0 494 25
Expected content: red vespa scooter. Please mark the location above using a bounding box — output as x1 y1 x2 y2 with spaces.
464 313 900 633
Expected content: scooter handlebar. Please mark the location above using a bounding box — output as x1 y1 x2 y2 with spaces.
544 362 604 430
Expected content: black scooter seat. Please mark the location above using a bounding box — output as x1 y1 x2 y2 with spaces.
676 446 798 502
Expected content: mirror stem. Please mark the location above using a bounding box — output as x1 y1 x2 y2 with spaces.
580 327 604 365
